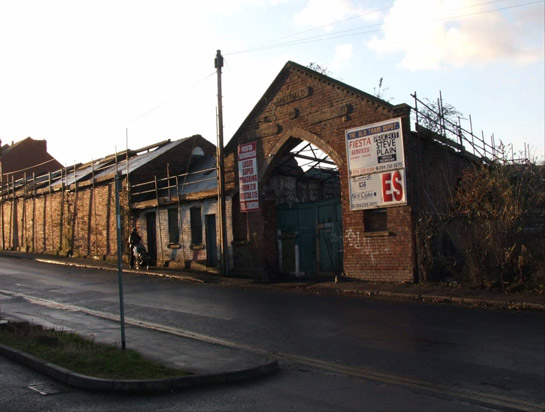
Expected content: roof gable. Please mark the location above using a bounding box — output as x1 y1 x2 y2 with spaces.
226 61 395 152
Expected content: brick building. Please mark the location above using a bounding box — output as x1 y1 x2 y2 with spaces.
129 143 229 271
1 63 478 283
0 135 217 265
223 61 473 282
0 137 63 183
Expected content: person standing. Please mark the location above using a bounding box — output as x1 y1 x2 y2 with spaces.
127 228 141 268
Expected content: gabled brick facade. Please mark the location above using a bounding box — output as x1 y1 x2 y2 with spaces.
224 61 471 282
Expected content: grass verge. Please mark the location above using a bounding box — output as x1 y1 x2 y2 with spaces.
0 321 191 379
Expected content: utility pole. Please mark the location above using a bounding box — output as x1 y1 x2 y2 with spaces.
0 139 4 251
114 173 126 350
215 50 229 276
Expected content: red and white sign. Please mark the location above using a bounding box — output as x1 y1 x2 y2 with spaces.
346 118 407 210
349 169 406 211
238 142 259 212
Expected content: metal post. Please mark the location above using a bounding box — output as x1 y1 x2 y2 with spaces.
114 174 126 350
32 172 36 252
457 116 464 150
1 175 4 251
48 172 53 252
413 93 425 208
154 175 164 263
469 115 475 156
22 173 26 251
9 176 14 249
215 49 229 276
0 144 3 251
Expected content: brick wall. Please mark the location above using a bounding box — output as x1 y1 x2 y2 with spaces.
1 179 127 262
405 129 473 213
133 196 234 270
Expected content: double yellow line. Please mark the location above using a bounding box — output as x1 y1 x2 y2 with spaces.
273 352 544 412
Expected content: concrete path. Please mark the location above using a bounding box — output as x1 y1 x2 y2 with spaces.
0 287 277 393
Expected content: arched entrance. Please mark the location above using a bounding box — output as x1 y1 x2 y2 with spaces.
263 132 343 278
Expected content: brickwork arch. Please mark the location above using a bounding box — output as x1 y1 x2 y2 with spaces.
260 127 344 183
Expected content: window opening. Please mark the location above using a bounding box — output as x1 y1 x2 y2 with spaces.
364 208 387 232
167 208 179 243
190 207 203 244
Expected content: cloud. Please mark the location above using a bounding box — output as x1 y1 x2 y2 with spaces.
367 0 544 70
293 0 363 30
331 43 354 71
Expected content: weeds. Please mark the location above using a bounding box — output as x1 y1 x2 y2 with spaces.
0 321 190 379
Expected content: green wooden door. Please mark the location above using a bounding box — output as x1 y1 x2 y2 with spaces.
277 199 342 277
317 200 343 274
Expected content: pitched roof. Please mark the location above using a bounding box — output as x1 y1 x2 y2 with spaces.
1 137 34 155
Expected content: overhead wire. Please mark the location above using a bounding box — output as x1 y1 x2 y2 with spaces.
240 3 394 50
122 0 542 132
126 71 216 125
225 0 542 56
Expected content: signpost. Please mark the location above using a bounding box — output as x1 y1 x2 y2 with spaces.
345 118 407 211
114 173 126 350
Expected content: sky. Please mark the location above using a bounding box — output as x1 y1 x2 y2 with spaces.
1 0 543 167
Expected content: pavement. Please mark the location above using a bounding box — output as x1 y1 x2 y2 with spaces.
0 250 543 394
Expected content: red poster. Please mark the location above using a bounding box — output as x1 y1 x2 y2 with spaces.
238 142 259 212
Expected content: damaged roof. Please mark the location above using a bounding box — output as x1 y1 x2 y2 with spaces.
50 138 190 189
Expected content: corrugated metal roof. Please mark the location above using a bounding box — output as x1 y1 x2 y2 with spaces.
50 138 190 188
93 138 189 181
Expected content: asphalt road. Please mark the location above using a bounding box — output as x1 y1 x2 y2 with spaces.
1 256 544 411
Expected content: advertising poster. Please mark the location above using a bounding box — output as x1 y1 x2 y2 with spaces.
346 117 407 210
238 142 259 212
349 169 407 211
345 117 405 177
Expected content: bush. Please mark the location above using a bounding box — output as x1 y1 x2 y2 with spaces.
417 162 545 291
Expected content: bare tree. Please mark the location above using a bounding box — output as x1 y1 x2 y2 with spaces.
418 97 463 135
373 77 391 102
307 62 332 76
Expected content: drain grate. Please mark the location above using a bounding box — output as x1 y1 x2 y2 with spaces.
28 383 66 396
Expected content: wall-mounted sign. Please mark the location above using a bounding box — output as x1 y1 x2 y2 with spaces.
238 142 259 212
345 117 404 177
346 118 407 210
349 169 407 210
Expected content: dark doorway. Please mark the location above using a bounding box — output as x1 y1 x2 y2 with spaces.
271 139 342 278
146 212 157 266
205 214 217 267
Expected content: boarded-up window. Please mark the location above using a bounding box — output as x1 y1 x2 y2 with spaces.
364 208 387 232
190 207 202 244
168 208 179 243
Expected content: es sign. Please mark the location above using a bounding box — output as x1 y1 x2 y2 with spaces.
349 169 406 210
